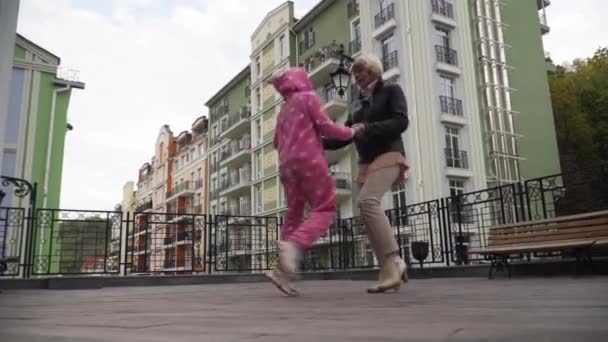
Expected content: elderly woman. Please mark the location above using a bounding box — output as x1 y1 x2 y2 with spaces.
323 53 409 293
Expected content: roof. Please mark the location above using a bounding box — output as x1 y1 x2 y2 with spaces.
251 1 294 39
292 0 337 32
16 33 61 65
204 65 250 107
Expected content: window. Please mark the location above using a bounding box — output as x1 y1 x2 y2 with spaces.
279 34 285 60
254 119 262 146
445 127 460 152
352 19 361 41
256 87 262 111
435 27 450 48
439 75 455 98
254 151 263 180
449 180 464 197
381 34 395 56
255 56 261 79
254 184 263 214
301 27 315 51
445 126 467 168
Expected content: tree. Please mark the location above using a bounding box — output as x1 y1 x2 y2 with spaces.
549 47 608 170
56 217 112 273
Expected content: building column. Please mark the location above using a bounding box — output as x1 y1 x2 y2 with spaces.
0 0 20 174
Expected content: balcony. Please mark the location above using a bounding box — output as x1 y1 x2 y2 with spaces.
539 12 550 34
135 200 153 213
219 172 251 197
220 106 251 139
331 171 352 198
220 138 251 167
445 148 469 169
322 89 348 119
349 38 361 56
382 51 399 80
439 96 465 125
431 0 456 27
166 208 191 223
165 181 196 201
303 42 342 85
435 45 459 66
373 4 397 39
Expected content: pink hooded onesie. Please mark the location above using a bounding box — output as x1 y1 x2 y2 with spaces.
270 67 354 249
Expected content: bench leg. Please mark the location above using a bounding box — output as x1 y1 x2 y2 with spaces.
488 255 510 280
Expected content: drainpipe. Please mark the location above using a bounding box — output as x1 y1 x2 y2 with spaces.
405 0 424 201
43 84 71 208
289 27 299 65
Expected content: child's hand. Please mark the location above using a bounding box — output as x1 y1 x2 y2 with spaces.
352 123 366 139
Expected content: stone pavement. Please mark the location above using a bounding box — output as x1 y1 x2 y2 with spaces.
1 277 607 341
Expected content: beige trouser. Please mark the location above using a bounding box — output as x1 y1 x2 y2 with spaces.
357 166 400 266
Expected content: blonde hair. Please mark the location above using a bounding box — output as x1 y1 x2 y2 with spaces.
351 53 384 79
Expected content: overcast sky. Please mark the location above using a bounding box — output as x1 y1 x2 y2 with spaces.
15 0 606 210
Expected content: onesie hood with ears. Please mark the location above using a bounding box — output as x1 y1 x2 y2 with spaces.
269 67 314 98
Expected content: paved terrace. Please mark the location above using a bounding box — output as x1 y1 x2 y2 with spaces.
1 276 607 341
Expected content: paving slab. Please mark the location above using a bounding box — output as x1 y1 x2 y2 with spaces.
1 277 607 341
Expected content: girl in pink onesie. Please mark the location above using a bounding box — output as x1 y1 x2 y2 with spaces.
266 67 356 295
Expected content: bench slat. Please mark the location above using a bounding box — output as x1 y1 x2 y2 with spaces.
488 225 608 244
490 217 608 235
489 210 608 231
489 229 608 246
470 240 595 255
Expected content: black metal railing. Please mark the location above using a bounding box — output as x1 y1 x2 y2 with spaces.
440 96 463 116
349 38 361 55
382 50 398 71
435 45 458 66
445 148 469 169
136 200 153 213
375 3 395 28
3 164 607 277
431 0 454 18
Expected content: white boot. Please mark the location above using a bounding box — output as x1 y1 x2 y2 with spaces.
279 241 302 278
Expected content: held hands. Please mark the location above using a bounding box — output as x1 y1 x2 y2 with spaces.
352 123 366 140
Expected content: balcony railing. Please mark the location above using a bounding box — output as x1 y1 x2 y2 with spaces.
431 0 454 19
382 50 398 71
445 148 469 169
435 45 458 66
165 181 195 199
303 42 342 74
375 3 395 28
331 172 351 190
440 96 463 116
220 137 251 162
347 0 359 18
218 171 251 193
135 200 153 213
349 38 361 55
220 107 251 132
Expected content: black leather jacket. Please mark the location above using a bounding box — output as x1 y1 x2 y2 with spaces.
323 79 408 164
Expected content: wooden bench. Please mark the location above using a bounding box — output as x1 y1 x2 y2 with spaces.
469 210 608 279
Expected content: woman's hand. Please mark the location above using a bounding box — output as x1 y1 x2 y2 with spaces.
352 123 367 139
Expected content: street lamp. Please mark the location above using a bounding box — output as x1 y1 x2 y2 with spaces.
329 44 354 98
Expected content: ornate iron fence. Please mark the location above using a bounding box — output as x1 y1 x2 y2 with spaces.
1 164 607 278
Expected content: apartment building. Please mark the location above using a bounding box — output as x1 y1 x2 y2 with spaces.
130 119 209 274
